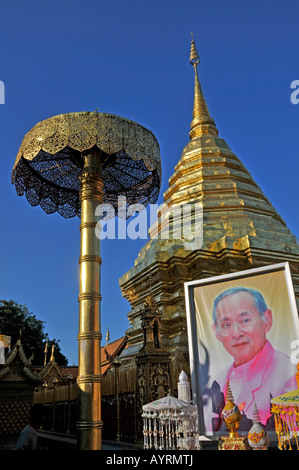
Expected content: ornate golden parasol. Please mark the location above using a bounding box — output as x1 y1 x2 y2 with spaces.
11 111 161 450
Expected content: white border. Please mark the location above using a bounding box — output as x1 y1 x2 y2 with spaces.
184 262 299 438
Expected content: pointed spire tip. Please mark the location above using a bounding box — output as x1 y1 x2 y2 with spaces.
190 32 200 67
189 32 218 139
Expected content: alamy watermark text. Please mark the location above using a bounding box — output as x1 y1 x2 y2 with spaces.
0 81 4 104
290 80 299 104
94 196 203 250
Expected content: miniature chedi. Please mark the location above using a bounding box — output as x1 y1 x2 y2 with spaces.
218 381 250 450
248 402 269 450
222 381 242 437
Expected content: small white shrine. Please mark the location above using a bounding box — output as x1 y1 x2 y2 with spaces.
0 335 11 364
142 371 199 450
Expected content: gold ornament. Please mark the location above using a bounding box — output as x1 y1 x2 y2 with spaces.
221 381 241 437
218 381 251 450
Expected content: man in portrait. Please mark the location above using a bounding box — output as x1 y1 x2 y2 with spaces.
201 286 298 433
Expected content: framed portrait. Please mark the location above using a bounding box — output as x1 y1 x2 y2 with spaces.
184 262 299 438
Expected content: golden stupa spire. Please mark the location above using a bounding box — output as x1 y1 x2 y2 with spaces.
189 33 217 139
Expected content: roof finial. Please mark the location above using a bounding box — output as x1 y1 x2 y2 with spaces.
50 343 55 362
106 327 110 343
44 341 48 366
189 33 217 140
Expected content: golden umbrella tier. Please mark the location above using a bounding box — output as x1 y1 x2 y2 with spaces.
11 111 161 218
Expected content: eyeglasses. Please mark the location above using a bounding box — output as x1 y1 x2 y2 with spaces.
216 313 261 335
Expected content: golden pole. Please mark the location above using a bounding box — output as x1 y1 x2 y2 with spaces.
77 150 103 450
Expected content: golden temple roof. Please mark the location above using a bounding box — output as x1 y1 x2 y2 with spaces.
101 336 127 375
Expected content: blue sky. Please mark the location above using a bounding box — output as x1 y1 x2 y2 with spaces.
0 0 298 365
